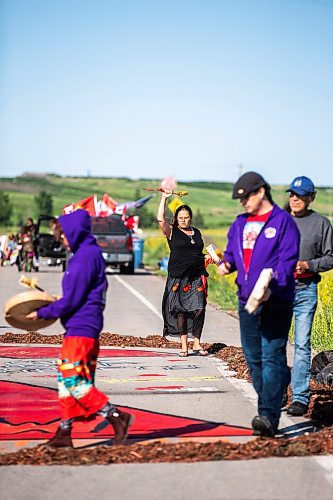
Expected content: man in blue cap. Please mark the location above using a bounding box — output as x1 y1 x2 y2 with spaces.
286 176 333 416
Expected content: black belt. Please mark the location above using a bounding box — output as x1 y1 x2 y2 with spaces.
295 275 320 288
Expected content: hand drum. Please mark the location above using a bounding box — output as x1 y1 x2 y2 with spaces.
4 290 56 330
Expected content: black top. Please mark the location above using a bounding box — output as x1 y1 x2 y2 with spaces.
167 226 208 278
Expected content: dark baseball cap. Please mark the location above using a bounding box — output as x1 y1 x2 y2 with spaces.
232 171 268 199
286 176 316 196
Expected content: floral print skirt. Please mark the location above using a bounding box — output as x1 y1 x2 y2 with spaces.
162 275 207 338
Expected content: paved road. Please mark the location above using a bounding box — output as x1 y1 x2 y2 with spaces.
0 263 332 499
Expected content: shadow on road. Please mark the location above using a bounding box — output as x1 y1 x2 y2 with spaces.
105 270 155 277
279 420 316 438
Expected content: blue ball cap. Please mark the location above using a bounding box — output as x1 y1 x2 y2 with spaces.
286 176 316 196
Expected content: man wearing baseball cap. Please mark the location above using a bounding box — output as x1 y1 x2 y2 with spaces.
286 176 333 416
219 171 300 437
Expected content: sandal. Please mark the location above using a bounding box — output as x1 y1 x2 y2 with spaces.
192 348 209 356
178 351 188 357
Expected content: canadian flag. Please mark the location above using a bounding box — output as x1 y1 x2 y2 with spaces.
62 195 98 216
101 193 118 211
95 200 114 217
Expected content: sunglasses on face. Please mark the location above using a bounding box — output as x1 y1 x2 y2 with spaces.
240 190 259 202
289 192 312 200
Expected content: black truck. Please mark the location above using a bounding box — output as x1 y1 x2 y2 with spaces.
36 215 68 271
90 215 135 274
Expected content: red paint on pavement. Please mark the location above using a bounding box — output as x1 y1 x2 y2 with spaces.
0 381 253 440
0 346 174 359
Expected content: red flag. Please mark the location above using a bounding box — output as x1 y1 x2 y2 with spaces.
62 204 74 215
115 204 126 217
124 215 139 232
96 200 114 217
101 193 118 211
62 195 97 216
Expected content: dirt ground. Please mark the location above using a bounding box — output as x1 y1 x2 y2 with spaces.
1 331 332 466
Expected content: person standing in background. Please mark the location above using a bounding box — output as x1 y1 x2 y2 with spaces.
26 217 39 270
157 190 211 357
218 172 299 437
21 226 34 272
3 233 17 264
285 176 333 416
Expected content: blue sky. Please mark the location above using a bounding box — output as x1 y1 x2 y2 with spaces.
1 0 332 186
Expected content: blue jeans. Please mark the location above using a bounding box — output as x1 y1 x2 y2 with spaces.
291 281 318 405
239 301 293 430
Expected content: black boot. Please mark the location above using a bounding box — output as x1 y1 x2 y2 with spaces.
252 416 276 438
45 426 73 448
106 409 134 445
287 401 308 416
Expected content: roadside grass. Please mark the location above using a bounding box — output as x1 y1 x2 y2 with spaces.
143 233 169 267
289 271 333 352
206 266 238 311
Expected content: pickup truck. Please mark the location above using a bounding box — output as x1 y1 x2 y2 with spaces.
91 215 135 274
36 214 68 271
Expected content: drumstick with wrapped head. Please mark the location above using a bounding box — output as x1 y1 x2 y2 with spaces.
19 274 45 292
144 187 188 197
145 175 188 197
20 275 61 298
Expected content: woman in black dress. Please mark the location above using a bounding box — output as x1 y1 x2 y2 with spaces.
157 189 210 356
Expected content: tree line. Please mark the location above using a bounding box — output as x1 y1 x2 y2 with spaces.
0 191 53 226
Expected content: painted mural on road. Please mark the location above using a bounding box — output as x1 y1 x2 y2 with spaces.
0 346 253 443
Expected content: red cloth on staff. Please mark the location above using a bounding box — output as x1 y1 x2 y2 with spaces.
57 337 108 420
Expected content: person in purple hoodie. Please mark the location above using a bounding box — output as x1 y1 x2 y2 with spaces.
27 209 134 448
218 172 300 437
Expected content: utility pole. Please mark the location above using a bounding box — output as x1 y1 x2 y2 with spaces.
326 188 332 223
238 164 244 178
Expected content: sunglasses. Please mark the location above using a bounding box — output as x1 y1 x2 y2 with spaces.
239 190 259 202
288 192 313 199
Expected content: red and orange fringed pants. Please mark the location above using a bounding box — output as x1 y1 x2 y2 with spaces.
57 337 108 420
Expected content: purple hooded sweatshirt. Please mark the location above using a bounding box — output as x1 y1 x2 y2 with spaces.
224 204 300 303
37 210 107 338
